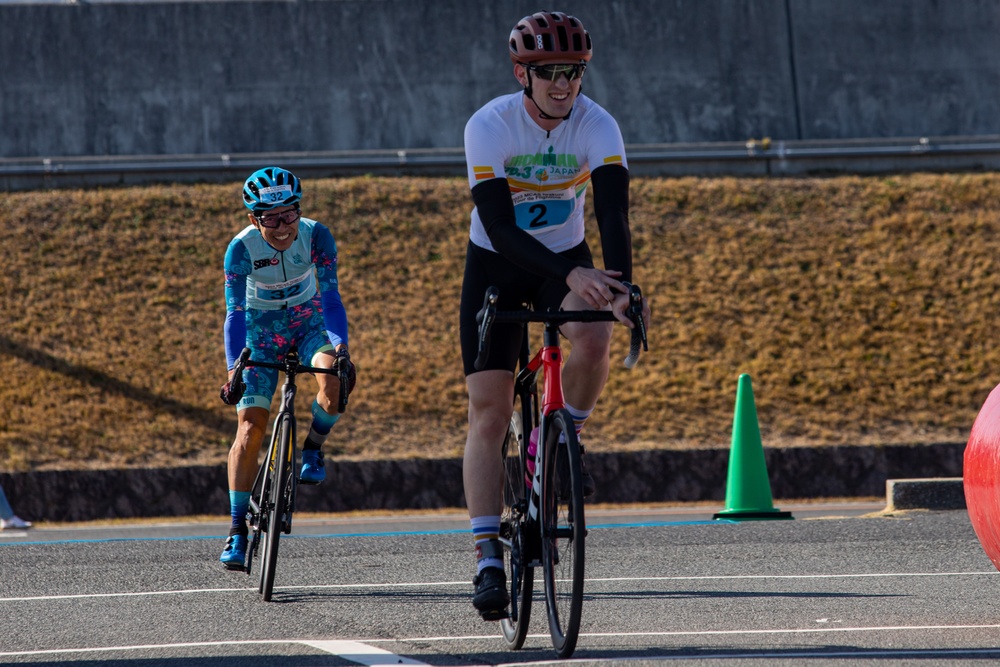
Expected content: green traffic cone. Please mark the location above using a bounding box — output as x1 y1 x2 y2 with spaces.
713 374 793 521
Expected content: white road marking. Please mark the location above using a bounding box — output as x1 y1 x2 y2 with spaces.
304 640 430 665
1 571 995 604
586 571 1000 582
488 647 1000 664
4 625 1000 661
0 639 427 665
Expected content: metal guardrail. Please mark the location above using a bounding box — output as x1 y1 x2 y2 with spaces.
3 136 1000 190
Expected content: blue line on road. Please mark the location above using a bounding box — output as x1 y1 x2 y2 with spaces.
0 519 733 547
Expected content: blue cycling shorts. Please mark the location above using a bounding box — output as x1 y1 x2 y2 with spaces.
236 294 334 412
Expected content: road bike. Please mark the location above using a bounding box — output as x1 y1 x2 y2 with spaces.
474 283 647 657
228 344 351 601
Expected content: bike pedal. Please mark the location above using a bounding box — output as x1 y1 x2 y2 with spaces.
479 608 510 622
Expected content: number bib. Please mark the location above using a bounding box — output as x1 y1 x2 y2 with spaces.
512 188 576 232
249 270 315 305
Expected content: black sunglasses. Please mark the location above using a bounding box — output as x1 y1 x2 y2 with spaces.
525 62 587 82
255 206 301 229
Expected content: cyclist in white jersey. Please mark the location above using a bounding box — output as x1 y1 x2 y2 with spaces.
217 167 355 571
459 11 650 620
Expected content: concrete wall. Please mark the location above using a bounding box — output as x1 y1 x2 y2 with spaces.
2 0 999 159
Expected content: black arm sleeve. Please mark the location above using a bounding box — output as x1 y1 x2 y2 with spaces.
590 163 632 283
472 177 578 282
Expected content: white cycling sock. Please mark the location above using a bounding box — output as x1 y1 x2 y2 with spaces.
470 515 503 573
563 402 593 440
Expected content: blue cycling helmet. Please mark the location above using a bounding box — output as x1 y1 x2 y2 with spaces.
242 167 302 212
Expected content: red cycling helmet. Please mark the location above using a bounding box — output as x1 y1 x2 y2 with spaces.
509 11 592 64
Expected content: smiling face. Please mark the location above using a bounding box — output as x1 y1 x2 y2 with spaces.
249 204 300 251
516 60 585 129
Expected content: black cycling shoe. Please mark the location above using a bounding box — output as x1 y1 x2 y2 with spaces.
472 566 510 621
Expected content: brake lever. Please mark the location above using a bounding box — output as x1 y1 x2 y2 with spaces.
474 287 499 371
336 351 350 414
623 284 647 369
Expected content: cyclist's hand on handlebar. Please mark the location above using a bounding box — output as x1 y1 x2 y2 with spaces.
220 378 245 406
220 348 251 405
611 290 651 330
335 348 357 395
566 266 625 312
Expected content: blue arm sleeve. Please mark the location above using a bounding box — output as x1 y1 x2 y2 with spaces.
321 290 348 348
224 310 247 369
312 223 349 348
223 238 251 369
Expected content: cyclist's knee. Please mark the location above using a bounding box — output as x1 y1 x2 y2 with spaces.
317 381 341 412
313 364 342 411
466 370 514 437
471 407 509 436
468 398 511 443
568 323 613 357
235 408 269 446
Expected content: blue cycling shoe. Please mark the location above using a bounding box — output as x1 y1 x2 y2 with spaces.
299 449 326 485
220 534 247 570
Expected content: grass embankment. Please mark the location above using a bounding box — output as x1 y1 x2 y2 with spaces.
1 173 995 472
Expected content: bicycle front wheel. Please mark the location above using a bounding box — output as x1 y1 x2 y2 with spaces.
500 403 534 649
540 408 585 658
260 413 292 602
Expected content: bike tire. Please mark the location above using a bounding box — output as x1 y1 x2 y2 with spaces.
500 402 534 649
245 461 268 580
254 432 278 595
260 413 292 602
540 408 585 658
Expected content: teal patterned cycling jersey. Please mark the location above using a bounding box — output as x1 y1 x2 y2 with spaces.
223 217 347 371
226 217 328 310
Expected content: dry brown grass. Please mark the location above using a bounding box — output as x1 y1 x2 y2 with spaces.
0 173 994 472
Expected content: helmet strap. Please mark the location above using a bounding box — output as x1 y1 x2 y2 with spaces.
523 71 573 121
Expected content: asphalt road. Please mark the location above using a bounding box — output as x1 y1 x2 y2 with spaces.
1 503 999 666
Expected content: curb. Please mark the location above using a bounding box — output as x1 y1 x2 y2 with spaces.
0 442 967 522
885 477 966 512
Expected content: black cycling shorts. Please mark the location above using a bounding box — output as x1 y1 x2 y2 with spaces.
459 240 595 376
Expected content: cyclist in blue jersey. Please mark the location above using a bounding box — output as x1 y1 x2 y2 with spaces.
459 11 650 619
217 166 355 570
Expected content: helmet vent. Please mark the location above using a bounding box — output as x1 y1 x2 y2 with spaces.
557 25 568 52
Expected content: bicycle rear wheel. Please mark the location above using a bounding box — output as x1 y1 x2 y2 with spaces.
500 402 534 649
260 413 292 602
540 408 585 658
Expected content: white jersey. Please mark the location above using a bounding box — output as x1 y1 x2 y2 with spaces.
464 92 628 253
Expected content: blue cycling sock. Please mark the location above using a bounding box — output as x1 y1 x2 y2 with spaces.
229 490 251 535
304 399 340 449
